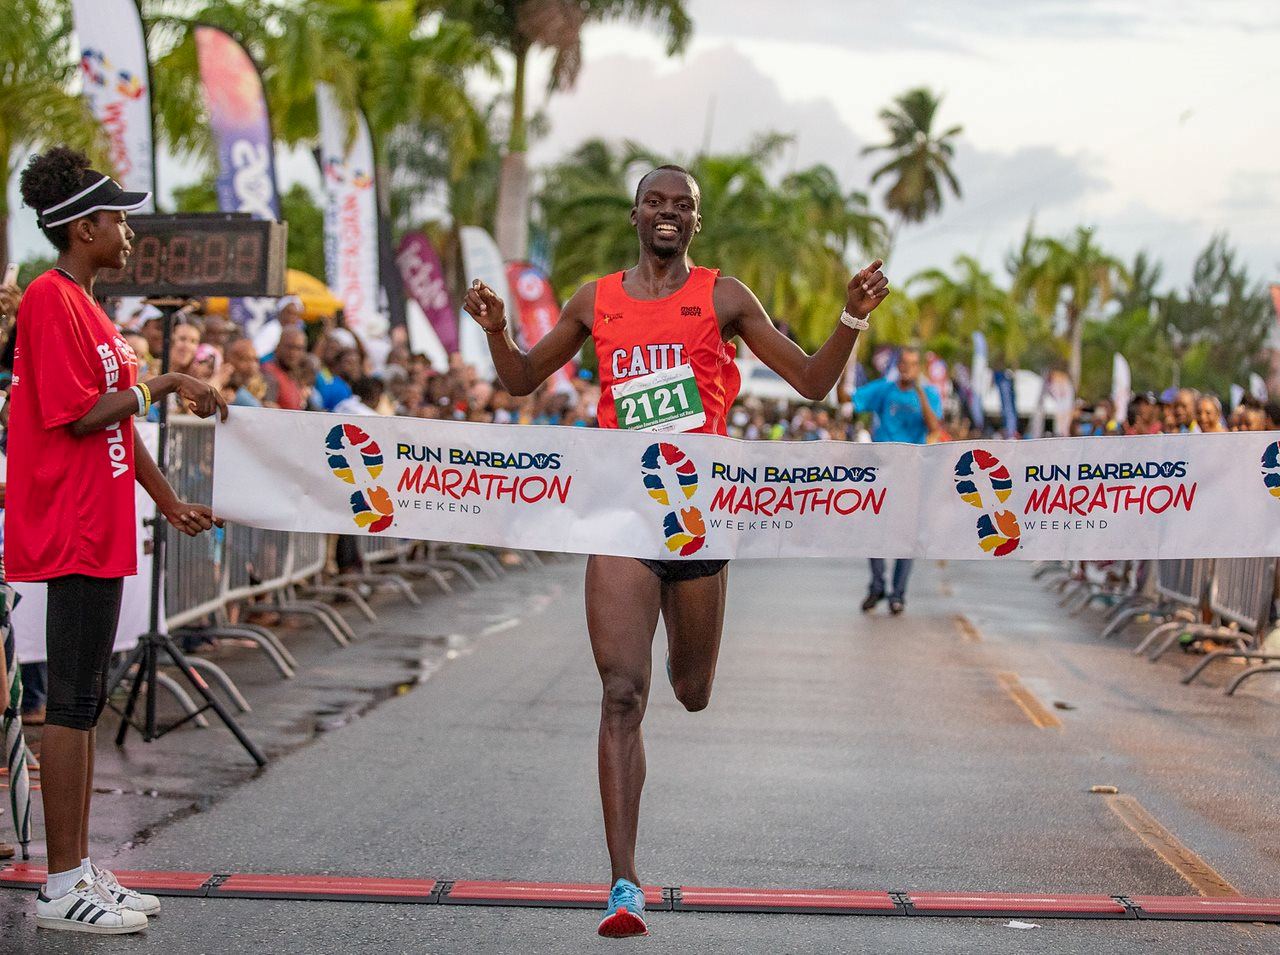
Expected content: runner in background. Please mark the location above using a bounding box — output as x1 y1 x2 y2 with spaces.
465 164 889 939
851 347 941 615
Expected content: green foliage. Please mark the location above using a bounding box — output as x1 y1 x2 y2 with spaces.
145 0 491 190
280 182 327 277
171 177 219 213
14 253 57 282
1157 234 1270 397
437 0 692 90
1010 226 1128 387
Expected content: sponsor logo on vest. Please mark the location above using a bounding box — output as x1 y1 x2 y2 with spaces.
680 306 701 316
610 343 686 380
602 312 623 323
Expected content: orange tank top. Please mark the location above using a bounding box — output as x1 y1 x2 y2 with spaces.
593 266 740 434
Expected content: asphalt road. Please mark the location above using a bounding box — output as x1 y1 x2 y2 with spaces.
3 555 1278 954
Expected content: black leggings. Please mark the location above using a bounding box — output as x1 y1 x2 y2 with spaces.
45 575 124 731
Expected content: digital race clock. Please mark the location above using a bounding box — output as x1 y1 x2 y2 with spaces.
96 213 288 298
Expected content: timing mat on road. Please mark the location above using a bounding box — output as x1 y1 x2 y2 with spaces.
2 865 1278 922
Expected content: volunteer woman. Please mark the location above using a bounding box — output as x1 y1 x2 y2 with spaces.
7 147 227 935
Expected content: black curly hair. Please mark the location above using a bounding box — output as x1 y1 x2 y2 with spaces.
18 146 97 252
634 164 699 207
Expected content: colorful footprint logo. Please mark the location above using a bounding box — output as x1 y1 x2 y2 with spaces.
641 442 706 556
325 423 394 533
954 449 1020 557
1262 441 1280 500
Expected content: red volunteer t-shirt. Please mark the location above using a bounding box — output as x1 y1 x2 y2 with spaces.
5 270 139 581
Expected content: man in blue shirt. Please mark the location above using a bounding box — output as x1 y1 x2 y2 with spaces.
852 347 942 614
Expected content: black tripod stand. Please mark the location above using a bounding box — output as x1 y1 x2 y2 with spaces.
105 302 266 766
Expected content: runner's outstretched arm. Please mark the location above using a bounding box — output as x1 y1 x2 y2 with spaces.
722 260 889 401
464 279 593 396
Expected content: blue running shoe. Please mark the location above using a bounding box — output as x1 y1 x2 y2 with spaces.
598 878 648 938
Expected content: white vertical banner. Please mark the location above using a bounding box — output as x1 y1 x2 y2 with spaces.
316 83 386 344
1112 352 1132 423
458 225 511 380
406 299 450 372
70 0 156 203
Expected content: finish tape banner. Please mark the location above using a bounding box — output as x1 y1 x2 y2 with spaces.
213 407 1280 561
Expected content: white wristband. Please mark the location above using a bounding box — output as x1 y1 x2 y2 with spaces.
131 385 147 416
839 309 870 331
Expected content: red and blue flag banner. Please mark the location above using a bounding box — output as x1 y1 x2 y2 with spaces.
214 407 1280 562
195 25 281 335
396 232 458 354
70 0 155 202
506 261 576 390
316 83 385 344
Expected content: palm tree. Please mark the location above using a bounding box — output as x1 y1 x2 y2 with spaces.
536 137 643 296
1013 226 1127 388
147 0 488 159
862 87 963 257
0 0 109 267
434 0 692 261
910 255 1032 365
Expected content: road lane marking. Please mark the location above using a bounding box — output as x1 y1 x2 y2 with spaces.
953 614 981 642
481 618 521 636
996 671 1063 729
1106 794 1239 897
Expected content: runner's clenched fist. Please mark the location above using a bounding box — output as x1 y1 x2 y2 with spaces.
846 259 890 319
463 279 507 335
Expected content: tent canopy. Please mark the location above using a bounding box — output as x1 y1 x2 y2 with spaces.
206 269 342 322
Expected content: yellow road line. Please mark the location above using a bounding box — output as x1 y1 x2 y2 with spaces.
1106 794 1239 897
953 614 981 642
995 671 1063 729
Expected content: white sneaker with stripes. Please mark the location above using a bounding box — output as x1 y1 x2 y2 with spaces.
94 865 162 916
35 878 148 934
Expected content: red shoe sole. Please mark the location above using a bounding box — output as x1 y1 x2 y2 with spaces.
598 907 649 938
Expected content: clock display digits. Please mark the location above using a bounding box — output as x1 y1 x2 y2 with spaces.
203 234 228 284
95 215 282 297
233 234 262 285
166 235 191 285
133 235 162 285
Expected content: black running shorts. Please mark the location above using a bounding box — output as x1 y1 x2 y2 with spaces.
635 558 728 583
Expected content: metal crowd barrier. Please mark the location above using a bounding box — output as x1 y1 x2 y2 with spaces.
153 419 544 717
1047 553 1279 697
1129 559 1214 656
1179 558 1280 694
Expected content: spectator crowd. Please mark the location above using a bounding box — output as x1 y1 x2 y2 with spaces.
69 297 1280 444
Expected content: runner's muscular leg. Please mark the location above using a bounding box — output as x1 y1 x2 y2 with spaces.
585 555 662 885
661 567 728 712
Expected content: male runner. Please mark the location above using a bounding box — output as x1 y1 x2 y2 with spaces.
464 165 889 938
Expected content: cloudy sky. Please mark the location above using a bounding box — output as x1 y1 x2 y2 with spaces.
9 0 1279 293
526 0 1280 289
